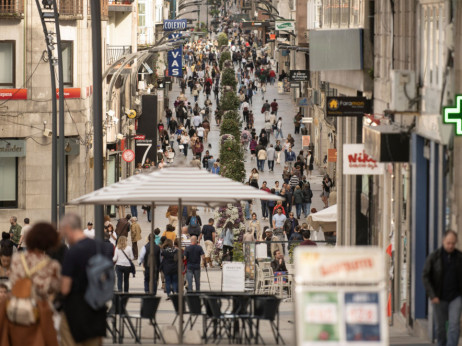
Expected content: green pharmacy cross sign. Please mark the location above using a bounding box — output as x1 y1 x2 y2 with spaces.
443 95 462 135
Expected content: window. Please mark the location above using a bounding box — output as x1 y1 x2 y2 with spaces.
0 157 18 208
321 0 364 28
138 2 146 27
0 41 15 87
61 41 73 86
307 0 322 29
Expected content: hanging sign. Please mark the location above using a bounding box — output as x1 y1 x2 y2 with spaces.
326 96 371 117
167 47 183 77
275 21 295 31
163 19 187 31
56 88 81 99
328 148 337 162
290 70 309 82
343 144 384 175
302 135 311 147
0 139 26 157
122 149 135 162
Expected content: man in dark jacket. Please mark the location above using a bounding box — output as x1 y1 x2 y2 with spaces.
422 230 462 346
139 234 161 294
115 214 131 239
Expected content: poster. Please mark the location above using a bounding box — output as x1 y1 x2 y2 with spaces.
302 136 311 147
303 292 340 342
344 292 381 341
222 262 245 292
343 144 384 175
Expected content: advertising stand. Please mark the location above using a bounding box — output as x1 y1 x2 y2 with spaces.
294 247 388 346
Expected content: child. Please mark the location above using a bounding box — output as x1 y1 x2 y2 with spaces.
0 283 8 302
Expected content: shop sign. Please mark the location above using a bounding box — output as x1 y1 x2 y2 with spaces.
290 81 301 88
134 135 145 140
326 96 371 117
298 97 309 106
167 47 183 77
56 88 81 99
443 94 462 136
290 70 309 82
302 135 310 147
0 89 27 100
328 148 337 162
163 19 187 31
343 144 384 175
0 139 26 157
295 247 385 284
275 21 295 31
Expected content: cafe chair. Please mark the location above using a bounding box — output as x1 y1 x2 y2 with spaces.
202 295 233 343
170 294 188 326
252 295 285 345
106 295 134 343
128 296 165 344
185 293 205 333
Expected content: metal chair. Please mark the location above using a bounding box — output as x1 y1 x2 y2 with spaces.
251 295 285 344
127 296 165 344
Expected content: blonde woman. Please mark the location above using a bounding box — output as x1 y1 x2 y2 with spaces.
112 236 134 292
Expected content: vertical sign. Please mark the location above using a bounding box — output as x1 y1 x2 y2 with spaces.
135 95 158 166
167 47 183 77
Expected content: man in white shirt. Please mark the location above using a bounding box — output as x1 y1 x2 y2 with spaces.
84 221 95 239
193 114 202 128
272 207 287 229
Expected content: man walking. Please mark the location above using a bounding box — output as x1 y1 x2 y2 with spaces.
130 217 142 260
184 236 205 291
60 213 112 345
267 144 275 172
260 181 270 220
270 99 278 116
285 147 296 171
199 219 216 268
423 230 462 346
139 234 161 294
257 146 267 172
9 216 22 248
115 214 131 239
272 207 287 230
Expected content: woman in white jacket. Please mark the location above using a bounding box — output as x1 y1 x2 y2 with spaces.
113 236 134 292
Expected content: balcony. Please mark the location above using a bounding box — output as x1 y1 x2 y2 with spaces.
0 0 24 18
106 45 132 65
58 0 83 19
88 0 109 20
108 0 134 12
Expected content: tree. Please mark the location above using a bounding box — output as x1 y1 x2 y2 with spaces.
220 91 240 111
219 51 231 70
219 138 246 183
220 118 241 141
217 32 228 47
221 68 237 90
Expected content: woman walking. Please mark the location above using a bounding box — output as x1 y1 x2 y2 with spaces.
293 185 304 219
161 239 178 298
113 236 134 292
248 212 262 240
249 168 259 188
221 222 235 262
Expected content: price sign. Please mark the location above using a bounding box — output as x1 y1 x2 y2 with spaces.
122 149 135 162
344 292 381 342
345 303 378 324
305 303 338 323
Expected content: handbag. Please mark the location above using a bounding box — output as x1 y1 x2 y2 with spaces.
179 144 184 149
215 238 223 249
121 250 136 277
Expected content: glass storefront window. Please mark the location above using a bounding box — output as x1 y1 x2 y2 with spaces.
0 157 18 208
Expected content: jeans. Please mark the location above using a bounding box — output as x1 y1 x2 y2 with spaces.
245 202 251 220
257 159 265 171
183 143 188 156
164 273 178 295
186 268 201 291
275 128 283 139
116 265 131 292
268 160 274 171
295 204 303 219
303 203 311 217
130 205 138 218
434 296 462 346
268 206 274 227
146 206 151 222
143 269 158 294
261 201 268 218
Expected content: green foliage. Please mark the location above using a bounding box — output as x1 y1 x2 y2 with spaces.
221 68 237 90
217 32 228 47
220 91 240 111
223 110 241 123
220 118 241 141
233 242 244 262
219 51 231 69
220 138 246 182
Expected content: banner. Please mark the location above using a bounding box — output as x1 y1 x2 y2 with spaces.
167 47 183 77
0 89 27 100
163 19 187 31
343 144 384 175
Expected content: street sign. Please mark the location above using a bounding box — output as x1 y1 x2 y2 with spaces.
298 97 309 106
163 19 187 31
290 70 309 82
302 117 313 124
167 47 183 77
275 21 295 31
122 149 135 163
326 96 371 117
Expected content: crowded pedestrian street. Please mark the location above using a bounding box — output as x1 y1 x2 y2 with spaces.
1 0 462 345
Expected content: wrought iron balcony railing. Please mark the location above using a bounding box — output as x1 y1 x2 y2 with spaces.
106 45 132 65
0 0 24 17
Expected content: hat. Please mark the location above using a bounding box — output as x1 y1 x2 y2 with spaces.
265 228 273 233
131 217 137 221
87 221 93 225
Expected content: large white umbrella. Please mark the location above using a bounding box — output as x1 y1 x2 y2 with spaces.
69 166 279 343
70 166 279 206
306 204 337 233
